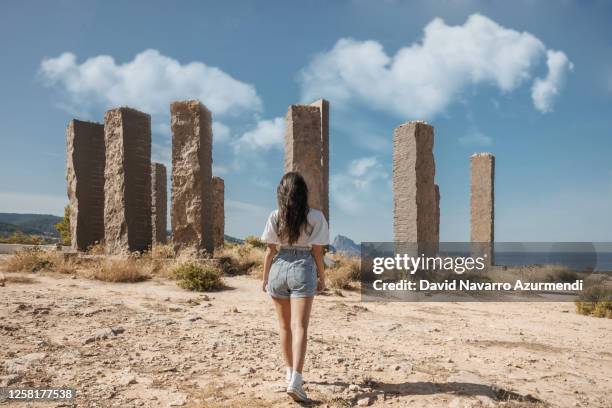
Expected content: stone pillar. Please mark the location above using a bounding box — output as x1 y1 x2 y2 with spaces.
171 100 214 255
212 176 225 250
434 184 440 248
151 162 167 245
284 104 323 213
392 121 437 255
66 119 105 251
470 153 495 264
103 107 152 254
309 99 329 223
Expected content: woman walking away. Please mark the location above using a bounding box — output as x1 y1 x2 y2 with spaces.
261 172 329 402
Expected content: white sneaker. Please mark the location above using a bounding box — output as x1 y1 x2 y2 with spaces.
286 383 309 402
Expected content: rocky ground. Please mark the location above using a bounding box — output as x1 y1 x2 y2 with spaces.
0 267 610 407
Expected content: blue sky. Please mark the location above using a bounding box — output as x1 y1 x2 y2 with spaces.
1 0 611 242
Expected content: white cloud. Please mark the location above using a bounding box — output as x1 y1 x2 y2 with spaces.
531 50 574 113
459 129 492 146
300 14 572 119
331 157 389 214
234 116 284 151
39 49 262 117
212 122 231 143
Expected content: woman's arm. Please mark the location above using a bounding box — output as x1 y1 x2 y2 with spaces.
262 244 278 292
311 245 326 292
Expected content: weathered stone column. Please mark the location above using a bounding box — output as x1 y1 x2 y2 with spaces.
103 107 152 254
392 121 437 255
434 184 440 249
151 162 167 245
309 99 329 223
66 119 105 251
171 100 214 255
284 104 323 214
470 153 495 264
212 176 225 250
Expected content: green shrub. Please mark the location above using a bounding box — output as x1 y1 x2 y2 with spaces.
575 286 612 318
173 262 224 292
55 205 71 246
244 236 266 249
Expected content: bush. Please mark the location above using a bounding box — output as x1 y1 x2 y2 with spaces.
1 248 76 274
3 248 54 272
326 254 361 290
151 243 175 259
92 259 151 283
0 231 44 245
55 205 71 246
173 262 224 291
216 244 264 277
575 287 612 318
244 236 266 249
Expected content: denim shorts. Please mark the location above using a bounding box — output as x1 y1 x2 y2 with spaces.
267 248 317 299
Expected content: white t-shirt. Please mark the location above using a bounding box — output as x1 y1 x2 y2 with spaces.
261 209 329 247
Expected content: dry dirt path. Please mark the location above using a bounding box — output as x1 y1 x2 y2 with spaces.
0 271 610 407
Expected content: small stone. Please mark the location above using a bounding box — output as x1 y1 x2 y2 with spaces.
119 374 137 386
13 304 29 313
0 374 22 386
239 367 255 376
168 394 187 406
357 396 372 406
5 353 46 374
348 384 360 392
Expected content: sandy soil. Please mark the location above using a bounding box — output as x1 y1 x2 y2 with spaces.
0 269 610 408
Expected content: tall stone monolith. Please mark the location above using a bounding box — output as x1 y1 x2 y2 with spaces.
284 104 324 215
309 99 329 223
392 121 437 256
434 184 440 246
103 107 152 254
212 176 225 250
151 162 167 245
66 119 105 251
470 153 495 264
171 100 214 255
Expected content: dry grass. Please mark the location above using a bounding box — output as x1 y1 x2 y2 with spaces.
151 243 175 259
243 236 266 249
1 248 77 274
4 274 38 284
91 258 152 283
86 242 105 255
216 243 265 278
575 286 612 318
480 264 583 285
326 253 361 290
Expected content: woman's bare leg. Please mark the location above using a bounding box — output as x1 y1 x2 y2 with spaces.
271 297 292 369
290 296 314 373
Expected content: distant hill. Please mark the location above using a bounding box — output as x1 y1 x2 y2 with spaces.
331 235 360 257
0 213 62 237
225 235 243 244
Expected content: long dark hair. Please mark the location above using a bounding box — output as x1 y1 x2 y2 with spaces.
276 172 312 245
